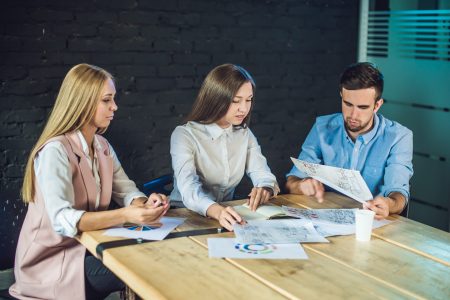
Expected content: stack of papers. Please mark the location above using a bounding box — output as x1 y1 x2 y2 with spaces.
233 219 328 244
282 206 392 237
208 219 329 260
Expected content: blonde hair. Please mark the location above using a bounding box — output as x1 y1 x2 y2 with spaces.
21 63 113 203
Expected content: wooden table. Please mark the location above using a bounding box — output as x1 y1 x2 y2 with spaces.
79 193 450 300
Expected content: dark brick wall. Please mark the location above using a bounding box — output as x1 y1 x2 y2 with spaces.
0 0 359 198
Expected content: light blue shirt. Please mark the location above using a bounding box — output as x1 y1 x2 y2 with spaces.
287 113 413 200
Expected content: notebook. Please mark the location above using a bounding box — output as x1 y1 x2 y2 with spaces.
233 204 292 221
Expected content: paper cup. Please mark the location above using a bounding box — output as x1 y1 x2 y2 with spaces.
355 209 375 241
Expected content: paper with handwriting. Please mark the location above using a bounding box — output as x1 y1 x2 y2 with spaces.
291 157 373 203
233 219 328 244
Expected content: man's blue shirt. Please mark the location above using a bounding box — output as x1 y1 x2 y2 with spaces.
287 113 413 200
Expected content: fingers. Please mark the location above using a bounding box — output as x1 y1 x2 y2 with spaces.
226 207 243 223
300 179 325 203
248 188 271 211
219 207 244 231
247 188 257 209
147 193 169 208
249 188 262 211
311 180 325 203
364 198 389 220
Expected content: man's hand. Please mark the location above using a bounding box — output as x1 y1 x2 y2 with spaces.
363 196 390 220
247 187 273 211
286 176 325 203
363 192 406 220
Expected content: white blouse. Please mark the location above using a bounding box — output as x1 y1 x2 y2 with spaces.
34 131 146 238
170 122 279 216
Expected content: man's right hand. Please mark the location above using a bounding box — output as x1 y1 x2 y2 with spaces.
286 176 325 203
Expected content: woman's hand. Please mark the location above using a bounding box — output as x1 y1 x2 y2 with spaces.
207 204 245 231
125 194 170 225
146 193 170 208
247 187 273 211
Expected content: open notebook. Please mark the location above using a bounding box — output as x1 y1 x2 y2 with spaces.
233 204 291 221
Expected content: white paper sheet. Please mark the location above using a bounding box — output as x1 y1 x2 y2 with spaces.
282 206 392 237
291 157 373 203
282 207 357 225
208 238 308 259
233 219 329 244
103 217 185 240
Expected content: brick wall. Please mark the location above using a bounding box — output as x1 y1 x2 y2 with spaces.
0 0 359 197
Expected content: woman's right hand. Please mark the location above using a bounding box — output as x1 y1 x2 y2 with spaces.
123 204 167 225
217 206 245 231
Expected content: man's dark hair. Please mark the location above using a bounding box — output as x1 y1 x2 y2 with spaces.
339 62 384 101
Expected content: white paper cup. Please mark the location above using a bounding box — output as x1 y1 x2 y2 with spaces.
355 209 375 241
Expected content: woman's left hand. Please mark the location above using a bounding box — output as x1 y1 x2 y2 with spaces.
247 187 273 211
146 193 170 208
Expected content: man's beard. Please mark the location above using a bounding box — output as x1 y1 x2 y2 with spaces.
344 118 370 133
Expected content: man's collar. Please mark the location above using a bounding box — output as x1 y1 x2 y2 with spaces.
342 113 380 144
360 113 379 144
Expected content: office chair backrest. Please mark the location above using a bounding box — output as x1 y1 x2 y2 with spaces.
143 174 173 196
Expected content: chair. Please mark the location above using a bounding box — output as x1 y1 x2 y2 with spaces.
142 174 173 196
0 191 27 300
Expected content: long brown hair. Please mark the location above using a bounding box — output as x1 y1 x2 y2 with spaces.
187 64 255 128
22 63 113 203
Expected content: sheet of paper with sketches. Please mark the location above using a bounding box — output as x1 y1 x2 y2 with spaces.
282 207 357 225
282 206 392 237
233 204 286 221
208 238 308 259
103 217 185 240
233 219 329 244
290 157 373 203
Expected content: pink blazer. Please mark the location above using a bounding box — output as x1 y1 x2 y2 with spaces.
10 132 113 300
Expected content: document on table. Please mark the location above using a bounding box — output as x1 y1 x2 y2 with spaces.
208 238 308 259
103 217 186 240
282 206 392 237
282 207 357 225
290 157 373 203
233 219 329 244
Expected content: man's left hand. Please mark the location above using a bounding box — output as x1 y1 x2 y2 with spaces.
363 196 390 220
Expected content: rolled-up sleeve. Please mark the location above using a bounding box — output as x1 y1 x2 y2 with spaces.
35 142 85 238
286 122 323 179
380 128 413 201
246 130 280 195
170 127 216 216
109 144 146 207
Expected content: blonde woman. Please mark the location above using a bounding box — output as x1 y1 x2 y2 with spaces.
170 64 279 231
10 64 169 300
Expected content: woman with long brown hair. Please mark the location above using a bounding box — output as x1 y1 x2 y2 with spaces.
10 64 169 300
170 64 279 231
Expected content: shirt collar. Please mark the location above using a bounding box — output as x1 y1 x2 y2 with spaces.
189 122 233 140
76 130 102 157
360 113 379 144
